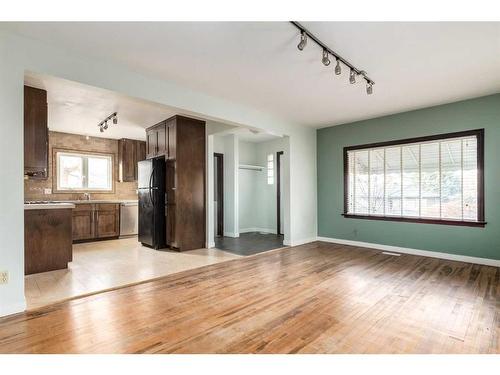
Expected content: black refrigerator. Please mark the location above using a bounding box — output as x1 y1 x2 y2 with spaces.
138 157 166 249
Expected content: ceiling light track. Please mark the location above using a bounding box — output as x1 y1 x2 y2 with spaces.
290 21 375 94
98 112 118 133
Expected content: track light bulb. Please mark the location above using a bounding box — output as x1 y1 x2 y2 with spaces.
366 81 373 95
113 115 118 125
297 31 307 51
334 59 341 75
99 126 104 133
349 69 356 84
104 121 108 130
322 49 330 66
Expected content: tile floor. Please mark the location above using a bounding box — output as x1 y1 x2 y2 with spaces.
214 232 286 256
25 237 240 310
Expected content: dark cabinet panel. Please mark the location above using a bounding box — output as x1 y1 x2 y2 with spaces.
136 140 146 161
166 118 176 160
145 121 167 159
25 208 73 275
163 115 206 251
166 204 177 248
24 85 48 179
146 129 157 159
72 204 95 241
118 138 137 182
72 203 120 242
157 124 167 157
96 204 120 238
119 139 146 182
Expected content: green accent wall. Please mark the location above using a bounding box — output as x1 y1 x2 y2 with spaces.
317 94 500 260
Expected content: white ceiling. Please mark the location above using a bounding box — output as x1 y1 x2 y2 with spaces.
228 127 281 143
8 22 500 128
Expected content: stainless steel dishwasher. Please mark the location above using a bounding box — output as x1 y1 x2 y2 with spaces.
120 201 138 237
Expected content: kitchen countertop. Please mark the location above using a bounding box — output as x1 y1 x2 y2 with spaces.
24 199 138 210
56 199 138 204
24 202 76 210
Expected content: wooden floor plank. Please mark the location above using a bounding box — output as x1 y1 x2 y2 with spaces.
0 241 498 354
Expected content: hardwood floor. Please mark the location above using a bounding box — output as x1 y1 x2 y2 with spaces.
0 241 498 354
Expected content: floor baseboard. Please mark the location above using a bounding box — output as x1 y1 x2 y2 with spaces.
316 236 500 267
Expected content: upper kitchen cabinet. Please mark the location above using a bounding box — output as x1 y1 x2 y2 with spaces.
146 120 167 159
118 138 147 182
24 85 48 179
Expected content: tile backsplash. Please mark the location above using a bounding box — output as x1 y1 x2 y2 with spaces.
24 131 139 201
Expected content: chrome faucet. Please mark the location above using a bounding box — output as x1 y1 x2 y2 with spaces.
82 193 91 201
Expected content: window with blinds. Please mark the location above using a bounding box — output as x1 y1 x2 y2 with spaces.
344 130 485 226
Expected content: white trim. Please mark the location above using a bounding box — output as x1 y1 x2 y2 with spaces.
316 236 500 267
239 227 277 234
223 232 239 238
207 241 216 249
285 237 317 247
0 300 26 318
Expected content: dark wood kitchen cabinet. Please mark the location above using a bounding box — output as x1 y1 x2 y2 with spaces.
164 115 206 251
25 208 73 275
96 204 120 238
146 121 167 159
118 139 146 182
24 85 48 179
72 204 95 241
72 203 120 242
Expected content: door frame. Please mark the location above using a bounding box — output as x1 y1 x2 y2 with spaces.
214 153 224 237
276 151 284 236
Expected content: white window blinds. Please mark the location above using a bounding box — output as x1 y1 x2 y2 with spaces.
346 133 480 222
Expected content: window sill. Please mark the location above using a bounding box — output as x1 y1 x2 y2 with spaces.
342 213 487 227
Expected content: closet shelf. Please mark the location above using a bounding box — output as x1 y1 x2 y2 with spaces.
239 164 264 171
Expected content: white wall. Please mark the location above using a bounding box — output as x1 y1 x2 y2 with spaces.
238 141 259 232
0 32 26 317
0 30 317 317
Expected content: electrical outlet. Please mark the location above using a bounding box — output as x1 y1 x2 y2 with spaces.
0 271 8 285
44 188 52 195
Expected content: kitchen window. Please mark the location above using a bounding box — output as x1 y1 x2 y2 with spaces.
55 150 113 192
343 129 485 227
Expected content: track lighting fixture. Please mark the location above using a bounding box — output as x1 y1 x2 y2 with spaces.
334 58 341 75
349 69 356 84
97 112 118 133
322 49 330 66
297 31 307 51
366 81 373 95
291 21 375 95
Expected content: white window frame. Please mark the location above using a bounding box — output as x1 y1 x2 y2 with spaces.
267 153 274 185
54 149 114 193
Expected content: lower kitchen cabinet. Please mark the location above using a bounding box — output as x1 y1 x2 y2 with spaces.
72 203 120 242
25 208 73 275
95 204 120 238
72 204 95 241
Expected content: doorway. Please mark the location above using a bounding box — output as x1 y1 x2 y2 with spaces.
276 151 284 236
214 153 224 237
